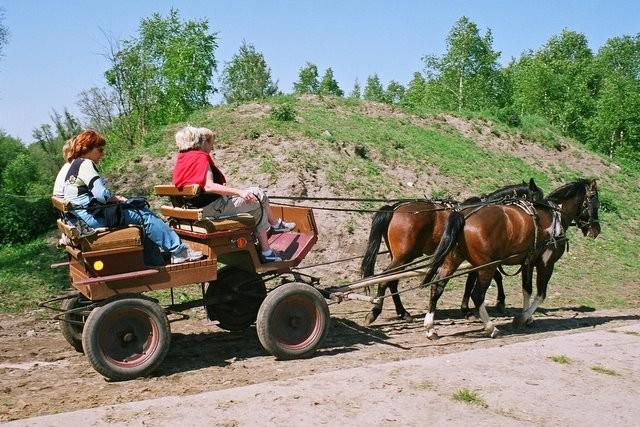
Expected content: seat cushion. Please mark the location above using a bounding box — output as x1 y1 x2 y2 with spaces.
173 215 255 233
57 219 142 251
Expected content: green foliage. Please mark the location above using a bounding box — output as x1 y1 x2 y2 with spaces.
401 72 426 110
0 132 25 188
591 366 621 376
452 388 488 407
221 41 278 104
1 153 38 195
385 80 405 105
105 8 218 141
363 74 385 102
318 67 343 97
0 236 69 312
270 103 296 122
349 78 361 99
548 354 571 364
423 16 504 111
293 62 319 94
509 30 597 141
0 195 55 244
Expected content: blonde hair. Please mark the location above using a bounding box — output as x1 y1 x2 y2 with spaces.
175 126 201 151
62 138 74 163
197 127 215 146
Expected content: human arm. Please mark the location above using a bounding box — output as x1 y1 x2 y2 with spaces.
203 166 254 201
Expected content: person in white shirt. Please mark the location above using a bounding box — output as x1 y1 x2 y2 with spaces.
52 138 73 197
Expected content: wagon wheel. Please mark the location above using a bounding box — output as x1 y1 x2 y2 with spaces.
60 295 90 353
256 282 330 360
205 267 267 332
82 296 171 381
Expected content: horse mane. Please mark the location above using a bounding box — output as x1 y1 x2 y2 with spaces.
546 179 590 203
481 182 531 202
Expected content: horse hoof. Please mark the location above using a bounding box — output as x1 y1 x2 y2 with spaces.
512 316 526 327
465 311 479 321
426 330 439 340
525 317 535 327
400 312 414 323
364 311 379 326
495 302 506 314
489 327 502 338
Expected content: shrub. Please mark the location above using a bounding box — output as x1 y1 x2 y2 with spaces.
495 106 522 127
0 195 56 244
270 103 296 122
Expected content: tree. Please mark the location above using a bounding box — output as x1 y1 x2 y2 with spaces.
363 74 385 102
422 16 503 111
385 80 405 105
587 35 640 157
2 153 37 196
293 62 319 94
0 131 25 189
402 72 427 110
0 8 8 60
221 41 278 104
318 67 343 96
77 86 119 132
510 30 596 139
105 9 218 139
349 78 361 99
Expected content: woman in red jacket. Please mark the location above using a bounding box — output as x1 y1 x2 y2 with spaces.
173 126 294 263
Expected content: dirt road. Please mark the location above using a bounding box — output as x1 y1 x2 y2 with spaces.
5 320 640 426
1 299 639 424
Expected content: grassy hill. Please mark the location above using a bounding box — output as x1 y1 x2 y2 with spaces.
2 95 638 312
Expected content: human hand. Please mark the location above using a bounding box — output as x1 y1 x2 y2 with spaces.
238 190 256 202
109 195 127 203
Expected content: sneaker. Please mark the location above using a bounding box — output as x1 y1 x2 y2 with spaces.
271 218 296 233
260 250 282 263
171 248 204 264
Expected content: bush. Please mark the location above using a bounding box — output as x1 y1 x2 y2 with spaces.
0 196 56 244
495 106 522 127
270 103 296 122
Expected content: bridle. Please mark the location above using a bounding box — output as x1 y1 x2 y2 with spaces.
574 186 600 229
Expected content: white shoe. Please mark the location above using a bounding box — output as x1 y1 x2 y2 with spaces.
171 248 203 264
271 219 296 233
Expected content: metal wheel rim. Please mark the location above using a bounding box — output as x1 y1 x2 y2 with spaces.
97 307 160 368
271 294 323 351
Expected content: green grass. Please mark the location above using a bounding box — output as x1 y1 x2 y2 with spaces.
548 354 572 364
591 366 622 376
452 388 488 408
0 235 69 312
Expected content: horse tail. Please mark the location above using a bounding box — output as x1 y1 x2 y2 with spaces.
361 206 394 277
424 211 466 283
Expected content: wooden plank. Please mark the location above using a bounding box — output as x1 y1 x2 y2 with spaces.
74 268 160 285
154 184 201 197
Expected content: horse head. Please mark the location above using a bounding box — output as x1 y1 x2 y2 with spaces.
577 179 601 238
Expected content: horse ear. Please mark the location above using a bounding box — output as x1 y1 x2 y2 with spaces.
529 178 537 190
589 179 598 190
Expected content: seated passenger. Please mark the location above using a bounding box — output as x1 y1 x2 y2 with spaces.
53 138 74 198
172 126 294 263
62 129 202 265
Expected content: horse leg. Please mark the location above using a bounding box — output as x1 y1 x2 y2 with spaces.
389 279 413 322
514 264 534 326
522 262 554 326
470 268 501 338
493 271 506 313
460 272 477 319
364 282 388 325
423 257 461 340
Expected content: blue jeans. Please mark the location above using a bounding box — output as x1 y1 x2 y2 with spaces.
72 206 186 266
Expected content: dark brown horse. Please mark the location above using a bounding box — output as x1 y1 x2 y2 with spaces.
360 179 544 325
421 179 601 339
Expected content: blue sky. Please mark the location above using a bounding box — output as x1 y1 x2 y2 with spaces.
0 0 638 142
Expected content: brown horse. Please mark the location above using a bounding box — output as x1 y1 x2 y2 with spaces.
421 179 601 339
360 179 544 325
